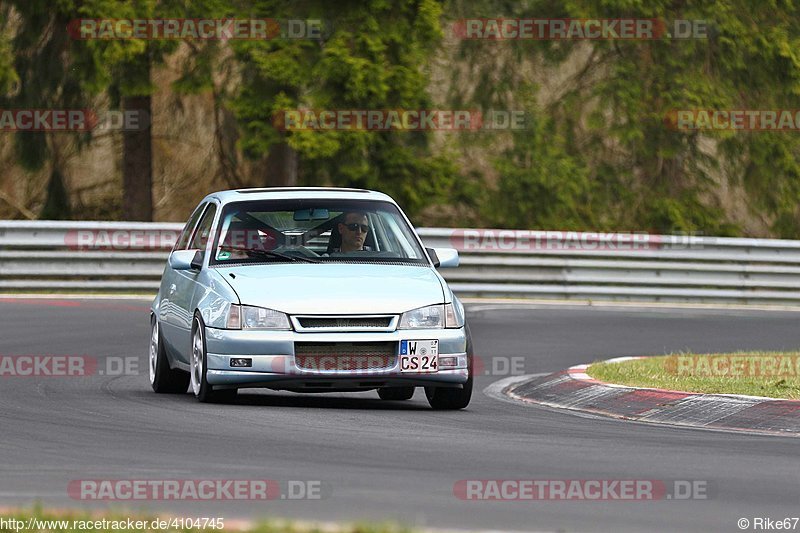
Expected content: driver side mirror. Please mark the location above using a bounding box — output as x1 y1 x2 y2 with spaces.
427 247 459 268
170 249 203 271
190 250 204 270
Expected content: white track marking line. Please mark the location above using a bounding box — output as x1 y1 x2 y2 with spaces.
483 374 549 405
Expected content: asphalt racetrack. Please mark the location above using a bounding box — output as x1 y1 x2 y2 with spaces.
1 298 798 532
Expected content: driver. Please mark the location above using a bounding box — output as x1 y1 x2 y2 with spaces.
333 211 371 253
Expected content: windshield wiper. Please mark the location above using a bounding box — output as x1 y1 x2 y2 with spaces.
218 246 320 264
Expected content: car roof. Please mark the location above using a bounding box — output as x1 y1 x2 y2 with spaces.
203 187 396 206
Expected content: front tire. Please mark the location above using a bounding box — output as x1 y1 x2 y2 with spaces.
378 386 415 401
425 324 474 410
150 317 189 393
425 375 472 410
191 315 237 403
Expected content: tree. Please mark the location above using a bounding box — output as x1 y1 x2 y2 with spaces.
229 0 459 216
492 113 593 230
1 0 106 220
76 0 184 221
444 0 800 236
0 4 17 95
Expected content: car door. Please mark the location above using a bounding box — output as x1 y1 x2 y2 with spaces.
160 202 216 364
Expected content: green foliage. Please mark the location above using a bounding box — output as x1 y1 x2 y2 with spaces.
75 0 183 98
445 0 800 236
0 13 17 96
3 0 800 234
2 0 85 174
588 352 800 400
228 0 454 216
490 114 593 230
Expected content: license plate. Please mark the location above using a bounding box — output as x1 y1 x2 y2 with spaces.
399 340 438 373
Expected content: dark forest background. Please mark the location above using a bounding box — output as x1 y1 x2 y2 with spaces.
1 0 798 238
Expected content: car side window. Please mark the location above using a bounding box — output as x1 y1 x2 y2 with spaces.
378 212 420 258
189 203 218 250
175 204 206 251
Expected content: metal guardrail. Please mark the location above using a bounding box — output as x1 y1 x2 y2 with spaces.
2 221 800 304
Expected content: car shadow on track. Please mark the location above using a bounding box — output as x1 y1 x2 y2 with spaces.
129 386 432 410
228 391 431 410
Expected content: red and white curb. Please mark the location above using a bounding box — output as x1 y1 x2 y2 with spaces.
500 357 800 437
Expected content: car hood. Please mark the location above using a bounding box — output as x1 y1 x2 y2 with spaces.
214 263 446 315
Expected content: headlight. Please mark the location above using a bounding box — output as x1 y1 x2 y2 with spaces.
399 305 444 329
399 303 463 329
226 305 290 330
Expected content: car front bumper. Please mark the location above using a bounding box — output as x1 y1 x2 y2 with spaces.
204 325 470 390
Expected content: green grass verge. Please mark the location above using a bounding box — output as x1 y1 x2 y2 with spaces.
587 352 800 399
0 508 414 533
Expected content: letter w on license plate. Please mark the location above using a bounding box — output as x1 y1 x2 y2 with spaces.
400 340 438 373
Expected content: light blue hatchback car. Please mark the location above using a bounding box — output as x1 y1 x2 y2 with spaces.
150 187 472 409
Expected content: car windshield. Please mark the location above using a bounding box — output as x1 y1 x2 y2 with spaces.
209 199 428 266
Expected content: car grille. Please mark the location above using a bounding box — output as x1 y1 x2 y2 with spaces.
294 342 396 371
297 316 393 329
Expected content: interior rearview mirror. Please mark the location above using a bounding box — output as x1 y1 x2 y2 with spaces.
294 208 330 221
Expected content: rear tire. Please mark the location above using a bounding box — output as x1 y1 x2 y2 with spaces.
378 386 415 401
191 315 237 403
150 317 190 393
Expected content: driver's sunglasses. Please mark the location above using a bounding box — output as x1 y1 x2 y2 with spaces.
343 223 370 233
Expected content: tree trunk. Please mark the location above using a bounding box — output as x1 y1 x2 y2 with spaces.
122 94 153 220
39 138 70 220
39 166 71 220
263 140 298 187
